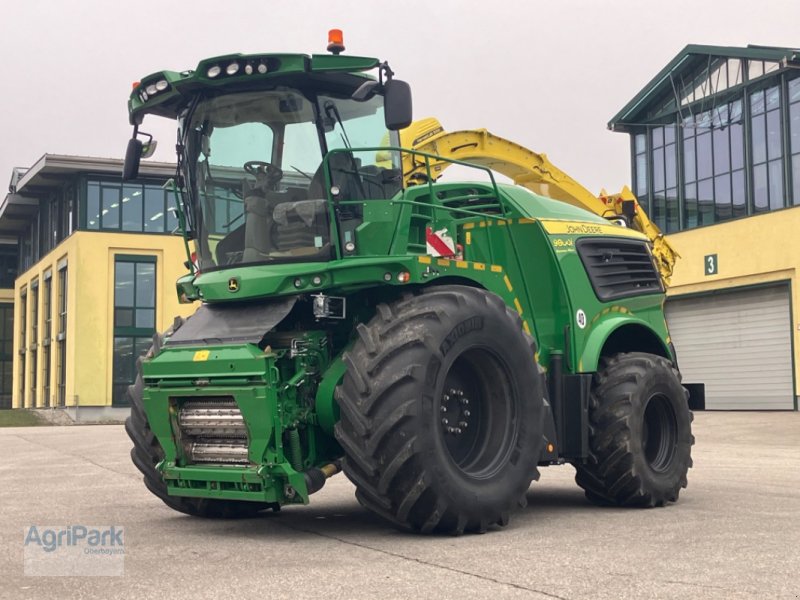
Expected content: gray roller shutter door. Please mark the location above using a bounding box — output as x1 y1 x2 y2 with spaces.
665 285 794 410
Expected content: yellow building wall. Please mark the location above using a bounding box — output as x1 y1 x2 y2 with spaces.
666 206 800 396
12 232 195 408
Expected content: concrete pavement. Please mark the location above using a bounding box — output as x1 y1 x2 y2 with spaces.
1 412 798 599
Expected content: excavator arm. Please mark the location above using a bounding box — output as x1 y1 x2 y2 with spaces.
399 118 678 285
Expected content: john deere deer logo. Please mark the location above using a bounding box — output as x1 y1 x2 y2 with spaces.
228 278 239 292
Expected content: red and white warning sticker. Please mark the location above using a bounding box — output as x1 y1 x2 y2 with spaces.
426 226 456 258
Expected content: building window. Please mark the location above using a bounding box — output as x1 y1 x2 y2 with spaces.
620 52 800 233
634 133 648 212
18 288 26 407
679 58 743 107
751 85 784 212
59 183 76 241
650 125 678 232
42 272 52 407
0 246 18 288
682 99 745 228
789 78 800 205
0 303 12 409
56 263 68 406
19 230 33 273
112 256 156 406
41 194 55 257
30 279 39 407
86 180 177 233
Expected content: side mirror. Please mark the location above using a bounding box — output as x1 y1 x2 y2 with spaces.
384 79 412 131
122 138 142 181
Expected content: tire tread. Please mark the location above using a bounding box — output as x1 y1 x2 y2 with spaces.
574 352 694 508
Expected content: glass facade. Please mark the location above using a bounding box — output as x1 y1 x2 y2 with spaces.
42 273 52 407
86 180 177 233
629 56 800 233
681 100 746 228
112 256 156 406
16 174 173 277
790 78 800 206
9 160 174 408
15 265 69 408
0 247 18 288
56 263 67 406
18 183 76 273
648 125 678 232
0 303 12 409
29 280 38 407
18 289 26 406
750 85 784 212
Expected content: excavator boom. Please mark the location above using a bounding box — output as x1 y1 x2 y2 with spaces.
400 118 678 285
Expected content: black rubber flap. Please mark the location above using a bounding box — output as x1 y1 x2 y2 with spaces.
165 296 297 346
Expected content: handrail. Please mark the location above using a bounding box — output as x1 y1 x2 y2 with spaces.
324 146 507 262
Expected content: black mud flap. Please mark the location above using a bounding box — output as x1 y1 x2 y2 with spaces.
165 296 297 346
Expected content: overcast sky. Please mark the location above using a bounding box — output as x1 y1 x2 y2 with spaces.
2 0 798 195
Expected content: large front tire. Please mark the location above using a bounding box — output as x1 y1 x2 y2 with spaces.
335 286 545 534
574 352 694 507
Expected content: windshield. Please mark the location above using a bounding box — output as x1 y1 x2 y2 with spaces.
182 86 401 271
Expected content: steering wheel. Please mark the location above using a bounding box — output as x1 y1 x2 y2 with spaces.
244 161 283 184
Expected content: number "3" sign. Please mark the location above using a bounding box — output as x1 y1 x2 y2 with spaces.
704 254 718 275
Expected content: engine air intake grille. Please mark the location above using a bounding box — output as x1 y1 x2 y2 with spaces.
577 238 663 301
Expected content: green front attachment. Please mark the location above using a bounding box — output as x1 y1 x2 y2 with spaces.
141 334 339 506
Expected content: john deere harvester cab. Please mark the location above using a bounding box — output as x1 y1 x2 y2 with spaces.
123 34 693 534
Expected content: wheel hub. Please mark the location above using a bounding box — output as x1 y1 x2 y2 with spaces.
440 387 472 436
437 346 519 478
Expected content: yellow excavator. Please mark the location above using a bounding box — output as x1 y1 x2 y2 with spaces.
399 118 679 285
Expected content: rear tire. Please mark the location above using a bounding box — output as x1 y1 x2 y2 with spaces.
574 352 694 507
335 286 545 534
125 322 270 518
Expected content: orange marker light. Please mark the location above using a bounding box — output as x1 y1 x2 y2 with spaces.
131 81 140 89
327 29 345 55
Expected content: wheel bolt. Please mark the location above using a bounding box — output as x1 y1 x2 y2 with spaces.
463 410 471 417
454 428 462 435
442 418 449 426
460 398 469 405
440 405 447 413
459 421 468 428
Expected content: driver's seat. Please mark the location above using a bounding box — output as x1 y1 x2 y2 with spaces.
307 152 364 201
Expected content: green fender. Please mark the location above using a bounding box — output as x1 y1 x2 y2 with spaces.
576 314 672 373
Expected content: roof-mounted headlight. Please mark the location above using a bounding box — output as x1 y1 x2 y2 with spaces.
207 65 221 78
226 62 240 76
